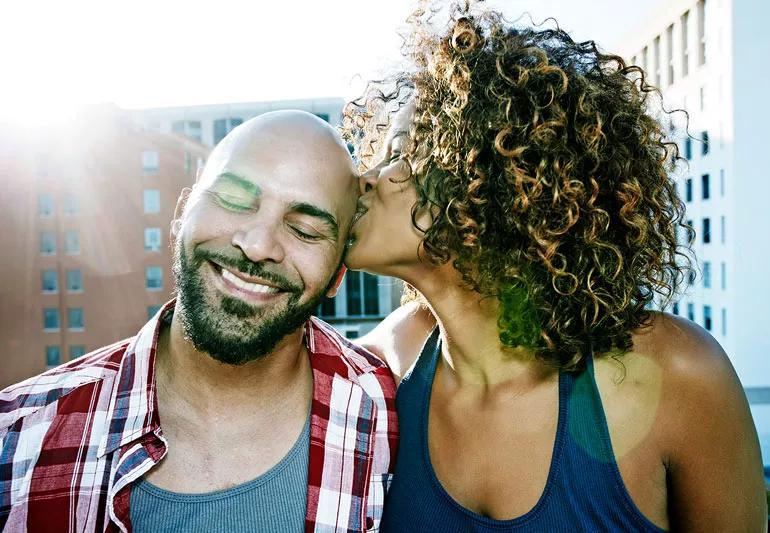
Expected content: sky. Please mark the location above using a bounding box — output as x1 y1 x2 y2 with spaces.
0 0 666 120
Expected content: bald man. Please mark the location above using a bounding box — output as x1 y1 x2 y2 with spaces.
0 111 397 533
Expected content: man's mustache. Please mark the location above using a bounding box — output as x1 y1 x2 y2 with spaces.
192 247 302 293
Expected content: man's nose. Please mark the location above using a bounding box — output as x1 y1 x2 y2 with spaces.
358 167 380 195
231 216 286 265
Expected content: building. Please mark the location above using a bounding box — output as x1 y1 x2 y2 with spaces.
131 98 346 148
616 0 770 468
0 105 209 388
132 98 405 340
0 99 404 388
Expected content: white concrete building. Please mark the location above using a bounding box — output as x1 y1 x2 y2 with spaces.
131 98 404 338
617 0 770 470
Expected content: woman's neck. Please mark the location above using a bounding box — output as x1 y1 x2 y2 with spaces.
405 264 551 389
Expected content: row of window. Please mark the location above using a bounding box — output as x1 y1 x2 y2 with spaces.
45 345 86 368
43 308 84 331
684 216 725 245
41 266 161 295
682 130 710 161
684 169 725 202
39 194 79 216
41 228 163 256
687 260 727 290
42 269 83 292
632 0 707 88
40 231 80 255
317 271 380 318
672 302 726 336
39 189 161 219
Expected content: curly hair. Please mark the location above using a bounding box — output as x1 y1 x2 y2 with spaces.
343 1 692 370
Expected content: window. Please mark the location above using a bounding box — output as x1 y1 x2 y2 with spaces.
41 231 56 255
687 268 696 286
703 305 712 331
184 151 192 175
721 308 726 336
703 261 711 288
666 24 674 85
701 174 710 199
346 330 359 339
697 0 706 65
42 270 58 293
681 10 690 77
317 297 336 317
147 305 162 320
172 120 202 143
686 219 694 244
672 302 679 315
653 35 661 86
701 131 709 155
43 308 60 331
63 193 79 215
69 345 86 358
142 151 159 174
315 113 330 123
685 177 693 202
146 266 163 290
720 169 725 197
213 118 244 145
68 307 84 330
699 86 706 111
64 231 80 254
686 303 695 321
345 271 380 316
684 137 692 160
720 216 725 244
143 189 161 214
67 269 83 292
39 194 54 216
144 227 162 252
641 45 648 74
702 218 711 243
46 346 61 368
719 262 726 291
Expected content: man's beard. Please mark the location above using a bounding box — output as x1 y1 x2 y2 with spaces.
172 240 327 365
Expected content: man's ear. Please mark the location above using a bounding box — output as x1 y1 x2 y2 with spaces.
171 187 192 240
325 265 347 298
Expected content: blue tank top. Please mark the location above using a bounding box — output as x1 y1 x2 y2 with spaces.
380 329 666 532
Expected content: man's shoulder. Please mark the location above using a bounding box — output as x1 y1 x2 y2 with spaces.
0 338 132 432
307 317 395 393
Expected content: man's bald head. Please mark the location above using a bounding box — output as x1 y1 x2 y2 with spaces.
200 110 356 190
170 110 359 365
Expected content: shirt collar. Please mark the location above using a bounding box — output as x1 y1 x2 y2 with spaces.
97 299 173 458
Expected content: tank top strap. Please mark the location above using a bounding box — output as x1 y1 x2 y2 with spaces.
565 343 617 465
400 326 441 392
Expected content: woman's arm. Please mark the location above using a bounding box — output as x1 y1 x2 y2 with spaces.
359 300 436 385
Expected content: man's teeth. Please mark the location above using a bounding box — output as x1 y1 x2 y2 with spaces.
221 268 280 295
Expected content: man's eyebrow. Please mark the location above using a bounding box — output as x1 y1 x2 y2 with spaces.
289 202 339 240
213 172 262 196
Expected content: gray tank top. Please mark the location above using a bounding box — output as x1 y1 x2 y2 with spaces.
130 416 310 533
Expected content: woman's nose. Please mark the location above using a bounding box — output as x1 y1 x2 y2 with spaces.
359 167 379 195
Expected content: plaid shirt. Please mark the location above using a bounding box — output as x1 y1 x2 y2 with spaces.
0 301 397 533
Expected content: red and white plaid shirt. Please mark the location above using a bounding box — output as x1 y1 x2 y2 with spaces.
0 301 397 532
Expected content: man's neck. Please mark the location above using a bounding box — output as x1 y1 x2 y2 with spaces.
155 312 313 421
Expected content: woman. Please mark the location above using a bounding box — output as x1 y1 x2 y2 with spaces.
342 2 767 531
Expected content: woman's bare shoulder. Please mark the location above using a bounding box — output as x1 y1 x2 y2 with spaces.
359 301 437 385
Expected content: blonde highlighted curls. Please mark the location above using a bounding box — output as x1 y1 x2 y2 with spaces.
343 1 692 369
